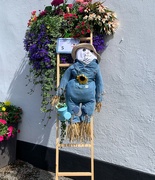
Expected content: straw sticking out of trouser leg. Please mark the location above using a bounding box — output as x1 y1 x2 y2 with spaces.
66 122 91 142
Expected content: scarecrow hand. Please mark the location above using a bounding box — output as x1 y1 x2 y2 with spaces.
95 102 102 112
51 96 60 107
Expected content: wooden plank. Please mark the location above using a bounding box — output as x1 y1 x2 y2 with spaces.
91 117 94 180
90 32 93 45
58 143 91 148
56 54 60 87
55 118 60 180
59 63 71 67
58 172 92 176
79 37 92 41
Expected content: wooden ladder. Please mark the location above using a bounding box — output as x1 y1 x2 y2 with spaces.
55 32 94 180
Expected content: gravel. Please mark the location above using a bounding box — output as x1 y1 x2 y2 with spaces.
0 160 73 180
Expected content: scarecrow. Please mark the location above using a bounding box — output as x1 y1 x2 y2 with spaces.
52 43 104 141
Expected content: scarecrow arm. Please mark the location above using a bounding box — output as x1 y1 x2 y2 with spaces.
51 66 72 107
56 66 72 96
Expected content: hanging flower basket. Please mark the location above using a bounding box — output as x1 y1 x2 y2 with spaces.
24 0 118 120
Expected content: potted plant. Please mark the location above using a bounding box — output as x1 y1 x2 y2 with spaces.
0 101 22 168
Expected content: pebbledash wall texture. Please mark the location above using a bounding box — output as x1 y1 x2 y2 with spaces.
0 0 155 177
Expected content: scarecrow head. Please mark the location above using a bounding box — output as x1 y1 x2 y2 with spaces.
71 43 101 64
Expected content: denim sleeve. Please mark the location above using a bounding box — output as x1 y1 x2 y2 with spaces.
95 65 104 102
56 66 72 96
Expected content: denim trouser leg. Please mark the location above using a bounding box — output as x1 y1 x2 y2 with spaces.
80 100 95 122
66 97 81 123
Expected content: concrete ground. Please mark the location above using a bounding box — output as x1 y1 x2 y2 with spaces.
0 160 73 180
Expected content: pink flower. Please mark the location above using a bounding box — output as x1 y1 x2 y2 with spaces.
51 0 63 6
78 6 84 13
83 2 89 6
31 11 36 15
75 0 84 3
0 135 4 142
4 112 8 115
8 126 14 137
0 119 7 124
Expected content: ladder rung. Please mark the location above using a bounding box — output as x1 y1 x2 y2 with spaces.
58 143 91 148
79 37 91 41
59 63 71 67
57 172 92 176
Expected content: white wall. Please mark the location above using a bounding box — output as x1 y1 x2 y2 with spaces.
0 0 155 175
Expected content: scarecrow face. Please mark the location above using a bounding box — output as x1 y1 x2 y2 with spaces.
76 48 97 64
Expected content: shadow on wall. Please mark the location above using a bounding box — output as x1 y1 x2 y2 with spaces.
5 34 114 146
6 55 56 146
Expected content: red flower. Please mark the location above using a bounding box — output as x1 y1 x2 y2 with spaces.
14 115 19 119
0 135 4 142
63 13 73 19
0 119 7 124
68 4 73 9
31 11 36 15
87 29 91 33
51 0 63 6
40 10 47 16
81 30 85 34
81 21 85 26
18 129 21 133
33 16 37 22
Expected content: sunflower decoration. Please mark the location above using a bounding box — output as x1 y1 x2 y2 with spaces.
76 74 88 85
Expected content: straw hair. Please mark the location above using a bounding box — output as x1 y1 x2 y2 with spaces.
71 43 101 62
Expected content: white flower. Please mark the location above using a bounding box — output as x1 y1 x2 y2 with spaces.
98 6 105 13
88 13 96 21
112 20 119 30
95 15 101 21
108 22 112 28
113 12 117 18
83 15 88 20
102 18 106 23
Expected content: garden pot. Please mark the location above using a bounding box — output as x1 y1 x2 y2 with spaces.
0 124 17 168
0 135 17 168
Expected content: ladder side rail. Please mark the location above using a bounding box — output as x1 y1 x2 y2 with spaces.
56 33 94 179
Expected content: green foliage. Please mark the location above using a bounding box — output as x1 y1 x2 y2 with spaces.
0 101 22 124
0 124 7 136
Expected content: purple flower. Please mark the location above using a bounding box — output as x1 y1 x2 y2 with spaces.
24 24 54 70
93 34 106 53
60 57 67 63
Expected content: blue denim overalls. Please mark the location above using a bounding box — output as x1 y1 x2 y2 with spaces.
57 59 103 122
